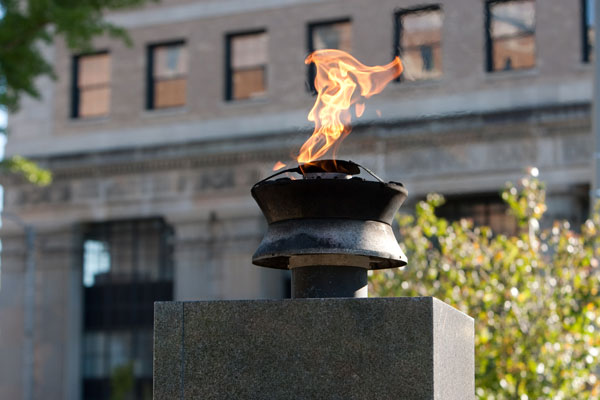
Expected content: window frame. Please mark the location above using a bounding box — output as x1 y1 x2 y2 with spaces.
582 0 594 63
306 17 352 93
394 4 443 82
146 39 187 110
71 50 111 119
224 29 268 102
484 0 536 73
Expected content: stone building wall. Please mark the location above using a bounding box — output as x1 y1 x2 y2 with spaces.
0 0 594 398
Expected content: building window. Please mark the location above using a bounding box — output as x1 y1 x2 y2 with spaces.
583 0 595 62
436 194 518 235
485 0 536 72
307 19 352 92
147 41 187 109
225 31 268 101
72 52 111 118
395 6 443 81
82 219 174 400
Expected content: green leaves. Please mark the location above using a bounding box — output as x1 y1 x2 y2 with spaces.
371 172 600 399
110 361 134 400
2 155 51 185
0 0 156 184
0 0 157 112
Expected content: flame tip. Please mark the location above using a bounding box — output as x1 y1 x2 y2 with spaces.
297 49 403 164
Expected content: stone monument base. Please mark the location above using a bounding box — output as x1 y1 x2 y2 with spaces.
153 297 474 400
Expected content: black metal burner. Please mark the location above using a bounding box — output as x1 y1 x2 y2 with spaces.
251 160 408 298
298 159 360 175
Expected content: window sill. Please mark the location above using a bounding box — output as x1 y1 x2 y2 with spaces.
575 62 594 72
68 115 110 125
220 96 270 108
142 106 188 118
393 77 443 89
485 67 539 81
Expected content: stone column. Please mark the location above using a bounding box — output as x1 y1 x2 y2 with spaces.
0 223 82 400
0 229 28 400
33 225 83 400
154 297 474 400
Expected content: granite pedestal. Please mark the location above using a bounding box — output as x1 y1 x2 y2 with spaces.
153 297 474 400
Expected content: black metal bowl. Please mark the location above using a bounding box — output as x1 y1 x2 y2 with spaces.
251 166 408 270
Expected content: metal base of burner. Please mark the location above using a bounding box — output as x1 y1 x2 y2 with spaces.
291 266 367 298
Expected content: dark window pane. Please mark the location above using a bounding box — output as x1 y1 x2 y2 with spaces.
78 53 110 87
135 330 154 377
82 332 106 379
76 53 110 118
311 21 352 51
398 8 443 80
232 33 268 68
436 194 518 235
489 0 536 71
78 88 110 118
307 20 352 92
228 32 268 101
153 45 187 78
584 0 595 62
82 218 173 400
492 35 535 71
83 379 110 400
233 67 266 100
150 43 187 109
420 45 434 71
108 332 132 372
589 26 595 62
154 78 187 108
83 240 110 287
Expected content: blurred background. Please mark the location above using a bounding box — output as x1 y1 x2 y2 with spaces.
0 0 596 399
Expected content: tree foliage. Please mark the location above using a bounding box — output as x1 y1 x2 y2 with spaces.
0 0 155 183
110 361 134 400
0 0 155 112
4 155 51 185
370 173 600 399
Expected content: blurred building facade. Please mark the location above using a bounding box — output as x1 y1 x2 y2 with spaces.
0 0 595 398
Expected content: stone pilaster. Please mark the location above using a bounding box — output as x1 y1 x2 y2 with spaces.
0 223 82 400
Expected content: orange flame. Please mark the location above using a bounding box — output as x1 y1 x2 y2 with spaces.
273 161 287 171
355 103 365 118
297 49 402 164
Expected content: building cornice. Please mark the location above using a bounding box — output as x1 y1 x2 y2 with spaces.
13 102 588 182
